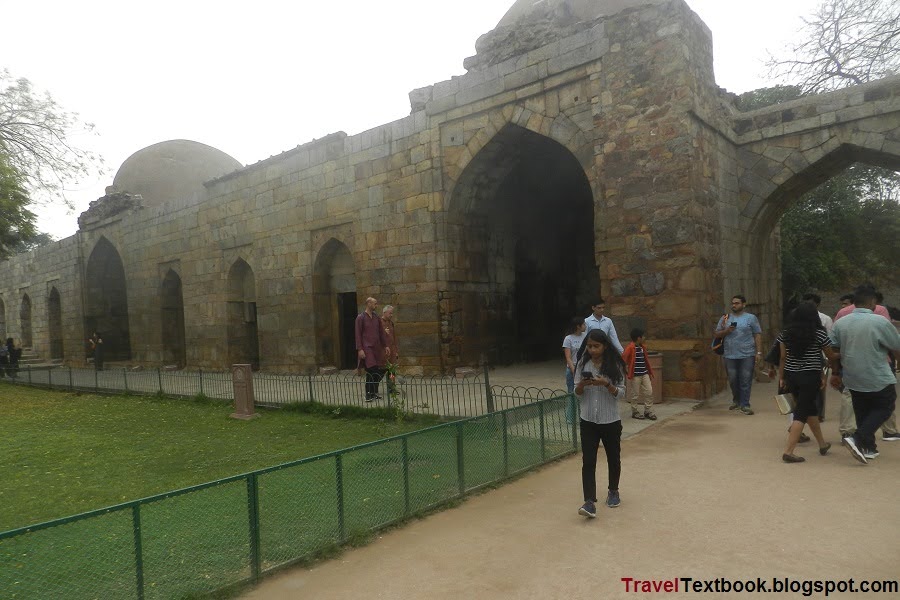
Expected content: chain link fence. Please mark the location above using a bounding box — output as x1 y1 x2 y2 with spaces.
4 365 565 418
0 394 576 599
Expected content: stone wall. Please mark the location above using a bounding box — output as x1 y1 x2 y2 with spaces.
2 0 897 400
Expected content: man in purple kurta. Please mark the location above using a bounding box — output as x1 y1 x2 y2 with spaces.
356 297 389 401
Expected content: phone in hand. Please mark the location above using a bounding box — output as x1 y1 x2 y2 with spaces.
730 322 738 328
581 371 593 380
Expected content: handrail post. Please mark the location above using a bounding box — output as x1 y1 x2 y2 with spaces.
456 422 465 496
199 368 204 396
335 454 346 541
307 374 314 403
539 401 546 462
123 367 129 393
27 365 31 384
247 474 261 582
402 437 410 516
132 504 145 600
69 367 74 391
157 368 163 395
502 411 509 477
483 365 494 414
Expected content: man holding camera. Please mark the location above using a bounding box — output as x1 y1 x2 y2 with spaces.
714 295 763 415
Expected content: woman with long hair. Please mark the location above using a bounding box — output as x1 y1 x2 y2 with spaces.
778 302 838 463
574 329 627 518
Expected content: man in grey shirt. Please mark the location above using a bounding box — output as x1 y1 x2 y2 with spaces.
829 285 900 464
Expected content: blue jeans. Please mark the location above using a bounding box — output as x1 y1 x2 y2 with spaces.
724 356 755 407
566 367 575 394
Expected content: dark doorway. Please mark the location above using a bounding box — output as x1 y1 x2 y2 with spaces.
160 270 186 367
446 124 597 365
48 288 64 359
226 259 260 370
84 237 132 360
0 297 6 341
20 294 33 348
312 239 357 368
337 292 358 369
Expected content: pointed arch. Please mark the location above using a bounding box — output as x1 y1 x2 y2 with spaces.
226 258 260 370
19 294 32 348
312 238 357 368
48 287 64 359
160 269 186 367
442 122 597 364
84 236 131 360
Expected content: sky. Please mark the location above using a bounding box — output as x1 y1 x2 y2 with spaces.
2 0 821 240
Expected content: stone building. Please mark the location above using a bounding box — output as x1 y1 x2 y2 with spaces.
1 0 898 399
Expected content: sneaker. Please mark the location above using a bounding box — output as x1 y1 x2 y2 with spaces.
819 442 831 456
882 432 900 442
798 433 811 443
644 412 657 421
740 406 754 415
728 403 740 410
842 436 867 464
863 449 880 459
631 410 645 420
365 396 374 403
840 431 854 439
606 490 621 508
578 501 597 518
782 454 805 463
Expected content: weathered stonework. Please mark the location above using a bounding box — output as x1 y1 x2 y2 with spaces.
1 0 897 399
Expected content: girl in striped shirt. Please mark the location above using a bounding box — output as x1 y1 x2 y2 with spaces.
778 302 840 463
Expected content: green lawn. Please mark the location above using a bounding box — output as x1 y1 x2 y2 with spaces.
0 383 574 600
0 384 431 531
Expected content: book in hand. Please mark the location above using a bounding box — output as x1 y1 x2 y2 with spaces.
774 393 796 415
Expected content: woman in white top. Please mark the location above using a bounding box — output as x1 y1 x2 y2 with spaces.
574 329 626 519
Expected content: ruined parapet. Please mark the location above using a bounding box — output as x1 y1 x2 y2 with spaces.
77 190 143 231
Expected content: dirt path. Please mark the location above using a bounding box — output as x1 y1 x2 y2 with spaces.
242 379 899 599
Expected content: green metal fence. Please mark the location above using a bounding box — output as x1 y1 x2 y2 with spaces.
5 366 565 418
0 395 577 599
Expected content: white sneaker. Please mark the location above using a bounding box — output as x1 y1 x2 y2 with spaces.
842 436 868 464
863 450 880 459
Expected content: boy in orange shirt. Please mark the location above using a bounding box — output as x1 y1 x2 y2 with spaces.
623 329 655 420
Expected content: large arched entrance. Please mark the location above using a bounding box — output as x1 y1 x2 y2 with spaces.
745 143 900 332
313 239 357 369
84 237 132 360
48 287 64 359
445 124 597 365
160 270 186 367
226 259 260 370
20 294 33 348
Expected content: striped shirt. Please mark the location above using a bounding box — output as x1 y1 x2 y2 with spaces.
633 346 648 376
776 329 830 372
574 359 625 425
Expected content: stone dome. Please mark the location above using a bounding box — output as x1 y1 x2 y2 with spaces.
112 140 242 208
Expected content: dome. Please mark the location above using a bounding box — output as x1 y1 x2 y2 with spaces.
112 140 242 207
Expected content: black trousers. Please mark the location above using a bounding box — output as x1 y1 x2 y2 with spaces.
365 367 385 398
850 384 897 452
580 419 622 503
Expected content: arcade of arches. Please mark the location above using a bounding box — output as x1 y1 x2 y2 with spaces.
0 0 897 400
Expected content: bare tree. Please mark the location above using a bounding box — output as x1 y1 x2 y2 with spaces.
767 0 900 93
0 69 104 209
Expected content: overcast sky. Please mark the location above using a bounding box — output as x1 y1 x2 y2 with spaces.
3 0 821 240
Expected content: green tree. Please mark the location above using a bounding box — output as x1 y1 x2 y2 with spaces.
0 154 36 258
0 69 103 209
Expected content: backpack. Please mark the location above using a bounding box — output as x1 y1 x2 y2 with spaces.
711 314 728 355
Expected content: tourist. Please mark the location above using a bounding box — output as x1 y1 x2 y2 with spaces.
777 302 837 463
381 305 399 365
87 331 104 371
5 337 20 377
584 299 624 354
623 328 656 420
574 329 626 519
829 285 900 464
833 288 898 442
355 297 389 402
562 317 586 395
801 292 833 422
713 295 763 415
